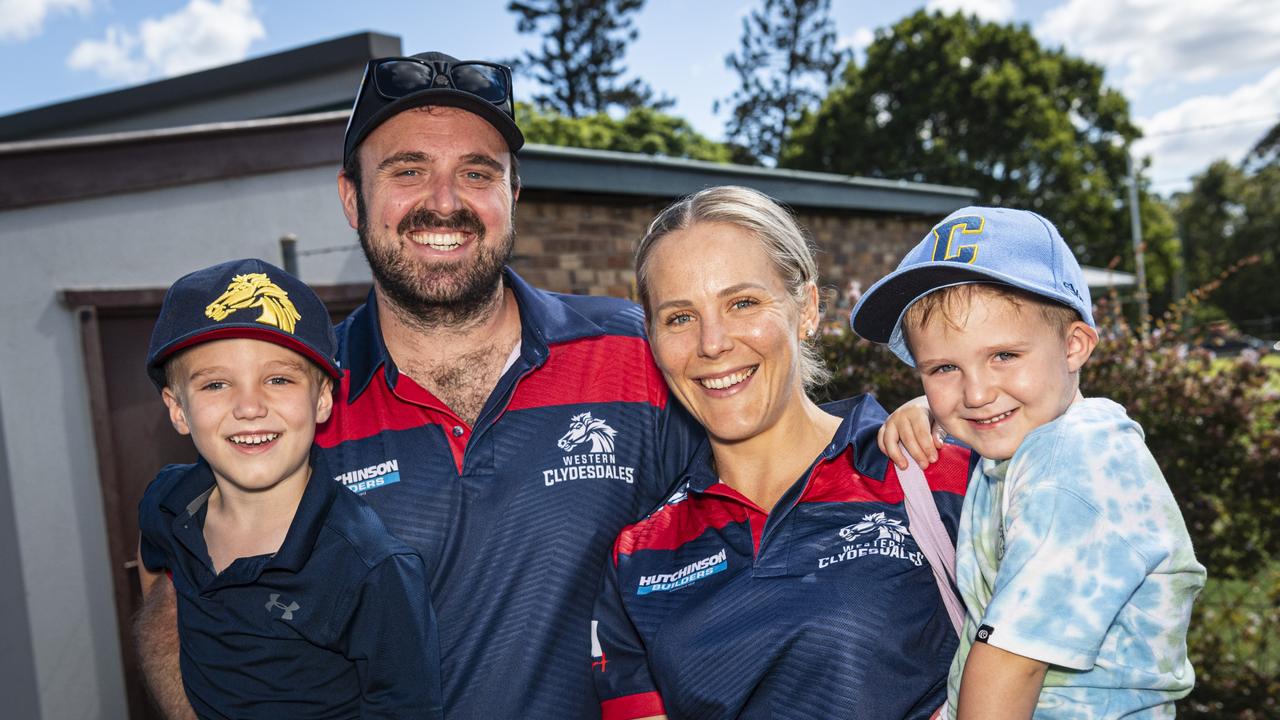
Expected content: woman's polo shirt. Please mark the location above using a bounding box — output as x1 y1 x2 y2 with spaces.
592 395 978 720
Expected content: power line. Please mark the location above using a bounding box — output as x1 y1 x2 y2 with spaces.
1142 113 1279 139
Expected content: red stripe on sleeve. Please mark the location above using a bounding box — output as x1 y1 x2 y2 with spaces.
507 336 669 412
601 691 665 720
801 445 972 503
802 450 905 504
922 444 973 495
614 494 754 562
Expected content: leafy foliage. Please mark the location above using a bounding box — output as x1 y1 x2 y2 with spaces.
507 0 669 117
783 10 1178 300
719 0 845 165
1173 159 1280 337
1182 565 1280 719
517 102 731 161
1245 119 1280 171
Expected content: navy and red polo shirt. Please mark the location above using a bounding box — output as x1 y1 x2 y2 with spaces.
592 395 978 720
137 451 442 719
315 268 702 719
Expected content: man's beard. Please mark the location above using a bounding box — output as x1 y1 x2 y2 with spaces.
356 189 515 329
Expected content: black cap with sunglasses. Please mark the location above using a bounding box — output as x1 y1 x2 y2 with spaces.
343 51 524 164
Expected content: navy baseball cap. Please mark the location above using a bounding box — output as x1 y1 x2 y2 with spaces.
343 51 524 164
850 206 1095 366
146 258 341 389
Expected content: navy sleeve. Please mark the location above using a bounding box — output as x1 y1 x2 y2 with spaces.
338 552 443 719
137 466 182 572
592 549 665 720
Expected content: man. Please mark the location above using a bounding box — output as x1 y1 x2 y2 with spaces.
135 52 700 719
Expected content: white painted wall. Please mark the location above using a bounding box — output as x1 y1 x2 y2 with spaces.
0 162 371 718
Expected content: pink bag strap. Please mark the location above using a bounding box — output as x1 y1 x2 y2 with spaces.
897 444 965 637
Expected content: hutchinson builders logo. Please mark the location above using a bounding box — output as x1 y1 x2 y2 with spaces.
637 549 728 595
819 512 923 569
335 459 401 494
543 412 636 487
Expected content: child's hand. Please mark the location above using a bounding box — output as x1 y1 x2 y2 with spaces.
878 395 945 470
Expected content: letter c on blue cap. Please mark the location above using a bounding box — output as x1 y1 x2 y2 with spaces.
930 215 983 264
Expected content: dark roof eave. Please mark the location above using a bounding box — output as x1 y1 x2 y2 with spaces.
0 112 977 214
519 143 977 214
0 32 398 142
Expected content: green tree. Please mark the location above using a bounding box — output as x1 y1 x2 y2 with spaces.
518 102 731 162
720 0 845 165
508 0 669 117
784 10 1176 300
1245 119 1280 170
1174 157 1280 337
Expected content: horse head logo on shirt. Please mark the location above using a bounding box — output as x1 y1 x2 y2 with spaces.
557 412 617 453
839 512 911 543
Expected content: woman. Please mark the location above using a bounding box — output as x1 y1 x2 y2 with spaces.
591 186 975 720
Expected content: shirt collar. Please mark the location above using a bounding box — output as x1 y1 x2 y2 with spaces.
269 448 339 573
157 459 217 517
983 456 1011 481
157 448 339 575
819 395 892 481
681 394 892 495
340 267 607 403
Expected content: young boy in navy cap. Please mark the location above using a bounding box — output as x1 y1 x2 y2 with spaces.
136 258 442 719
852 208 1205 719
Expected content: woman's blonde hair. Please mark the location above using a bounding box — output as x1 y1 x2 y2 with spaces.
635 185 831 389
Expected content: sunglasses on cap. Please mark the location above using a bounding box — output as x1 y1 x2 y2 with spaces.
367 57 514 115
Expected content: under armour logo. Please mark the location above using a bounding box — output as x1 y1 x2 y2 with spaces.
265 593 300 620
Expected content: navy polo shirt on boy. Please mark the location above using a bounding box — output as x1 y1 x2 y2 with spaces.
138 450 442 720
592 395 979 720
315 268 702 719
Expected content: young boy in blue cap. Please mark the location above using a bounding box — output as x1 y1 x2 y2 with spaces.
852 208 1205 719
137 258 442 719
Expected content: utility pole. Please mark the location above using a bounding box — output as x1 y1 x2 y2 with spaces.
1126 148 1150 337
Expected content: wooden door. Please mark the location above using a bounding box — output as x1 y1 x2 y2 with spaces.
67 285 368 719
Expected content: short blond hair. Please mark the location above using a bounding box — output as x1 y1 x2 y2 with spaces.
902 283 1082 344
635 185 830 390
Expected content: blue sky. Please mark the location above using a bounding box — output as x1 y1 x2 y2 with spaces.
2 0 1278 192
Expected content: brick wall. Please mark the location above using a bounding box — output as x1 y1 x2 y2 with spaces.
510 195 937 317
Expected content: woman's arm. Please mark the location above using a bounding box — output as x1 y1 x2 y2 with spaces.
956 642 1048 720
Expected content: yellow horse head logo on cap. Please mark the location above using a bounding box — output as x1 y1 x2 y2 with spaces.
205 273 302 333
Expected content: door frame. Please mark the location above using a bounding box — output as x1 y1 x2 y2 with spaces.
64 283 369 718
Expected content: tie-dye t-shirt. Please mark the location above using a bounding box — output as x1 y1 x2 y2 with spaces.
947 398 1205 718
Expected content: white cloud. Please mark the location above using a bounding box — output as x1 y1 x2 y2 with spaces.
1135 67 1280 192
1038 0 1280 94
66 0 264 83
0 0 92 41
838 26 875 65
925 0 1015 23
66 25 147 82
